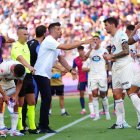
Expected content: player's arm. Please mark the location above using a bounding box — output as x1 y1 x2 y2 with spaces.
128 23 140 45
82 59 90 72
14 80 23 98
111 41 129 59
16 55 35 73
104 42 129 60
85 48 92 59
0 85 9 103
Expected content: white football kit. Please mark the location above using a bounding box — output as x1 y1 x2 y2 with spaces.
131 29 140 87
0 60 23 97
111 30 133 90
83 47 108 94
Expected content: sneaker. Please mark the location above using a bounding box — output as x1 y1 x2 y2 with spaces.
28 129 40 134
105 112 111 120
80 110 86 115
0 130 6 137
10 130 24 136
123 121 131 128
136 122 140 130
90 113 95 119
7 98 15 114
0 126 9 133
61 111 70 116
99 111 105 116
109 124 124 129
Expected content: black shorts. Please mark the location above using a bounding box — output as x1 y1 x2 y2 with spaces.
18 73 34 97
51 85 64 96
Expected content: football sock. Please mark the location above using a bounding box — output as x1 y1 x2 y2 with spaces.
27 105 36 130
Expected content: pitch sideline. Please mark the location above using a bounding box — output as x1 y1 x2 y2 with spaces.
36 103 114 140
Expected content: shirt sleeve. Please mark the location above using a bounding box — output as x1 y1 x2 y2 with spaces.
119 32 128 44
42 36 60 50
133 30 140 42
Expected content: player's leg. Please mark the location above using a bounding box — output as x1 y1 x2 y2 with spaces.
109 70 124 129
10 92 24 136
56 85 69 116
49 85 56 115
87 81 95 118
92 88 100 121
78 82 86 114
99 78 111 120
0 97 6 132
21 74 38 134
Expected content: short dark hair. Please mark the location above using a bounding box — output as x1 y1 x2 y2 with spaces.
48 22 61 32
77 46 84 50
126 25 135 31
14 64 25 77
104 17 118 27
93 35 100 39
36 25 46 37
17 26 28 30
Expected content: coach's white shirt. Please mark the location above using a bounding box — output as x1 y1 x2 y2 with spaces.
34 35 61 79
111 30 132 70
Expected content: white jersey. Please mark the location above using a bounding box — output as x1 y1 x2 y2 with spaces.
0 60 22 90
88 47 108 77
34 35 61 79
111 30 132 70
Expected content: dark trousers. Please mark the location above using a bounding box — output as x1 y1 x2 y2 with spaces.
34 75 52 129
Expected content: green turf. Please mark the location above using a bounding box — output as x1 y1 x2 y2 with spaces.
2 95 140 140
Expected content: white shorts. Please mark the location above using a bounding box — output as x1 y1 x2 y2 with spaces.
130 61 140 87
112 63 133 90
87 77 107 94
0 80 16 97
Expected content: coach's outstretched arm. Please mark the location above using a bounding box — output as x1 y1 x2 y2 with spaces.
57 38 93 50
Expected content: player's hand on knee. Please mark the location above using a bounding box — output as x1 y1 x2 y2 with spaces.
3 95 9 104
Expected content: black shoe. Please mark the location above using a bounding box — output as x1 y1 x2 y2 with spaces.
61 111 70 116
37 129 47 134
46 127 57 133
28 129 40 134
20 129 27 134
109 124 124 129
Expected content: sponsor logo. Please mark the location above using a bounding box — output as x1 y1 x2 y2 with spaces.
92 56 101 62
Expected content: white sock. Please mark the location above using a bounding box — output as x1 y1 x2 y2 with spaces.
115 99 124 125
93 97 99 118
0 113 5 129
82 108 86 112
130 94 140 122
11 113 18 131
88 102 94 114
61 108 66 114
102 97 109 113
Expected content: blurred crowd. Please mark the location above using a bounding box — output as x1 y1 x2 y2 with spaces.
0 0 140 62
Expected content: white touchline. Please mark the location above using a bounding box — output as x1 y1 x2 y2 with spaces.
36 104 114 140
